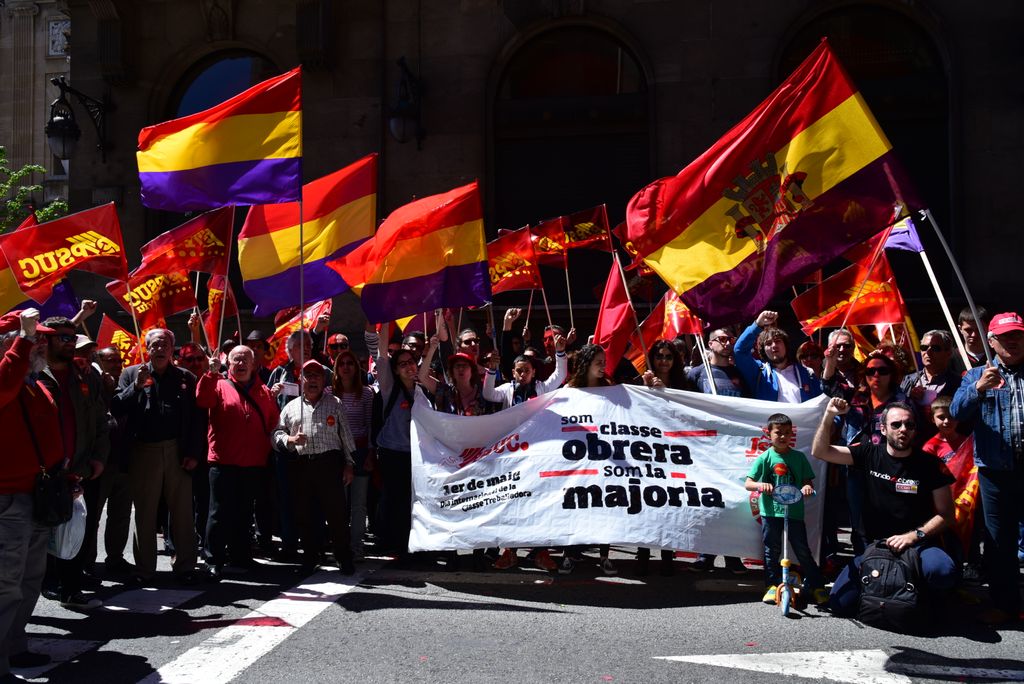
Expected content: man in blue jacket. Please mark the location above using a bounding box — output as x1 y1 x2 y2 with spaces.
735 311 821 403
951 311 1024 625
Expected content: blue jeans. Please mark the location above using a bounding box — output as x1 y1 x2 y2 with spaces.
828 544 956 617
762 517 824 589
977 467 1024 614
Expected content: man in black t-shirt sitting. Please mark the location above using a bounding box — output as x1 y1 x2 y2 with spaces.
812 397 957 617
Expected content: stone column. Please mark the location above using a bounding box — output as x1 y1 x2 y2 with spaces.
6 1 40 170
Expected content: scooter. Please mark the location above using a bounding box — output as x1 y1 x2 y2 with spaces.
770 483 804 617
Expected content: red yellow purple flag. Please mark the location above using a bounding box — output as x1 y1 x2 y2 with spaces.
106 271 197 331
137 67 301 211
326 182 489 323
0 203 128 302
625 40 916 325
791 251 906 334
134 206 234 277
487 227 542 295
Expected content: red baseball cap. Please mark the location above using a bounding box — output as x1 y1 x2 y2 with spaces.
0 310 55 336
301 359 325 375
988 312 1024 336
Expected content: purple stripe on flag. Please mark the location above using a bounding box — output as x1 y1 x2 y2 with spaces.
884 218 924 253
360 261 491 324
7 279 80 318
681 153 918 326
140 157 302 212
243 239 368 316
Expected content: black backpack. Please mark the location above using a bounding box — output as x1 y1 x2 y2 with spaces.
857 541 923 631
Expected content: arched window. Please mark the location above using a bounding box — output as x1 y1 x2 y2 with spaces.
779 5 951 298
492 25 651 308
169 51 278 118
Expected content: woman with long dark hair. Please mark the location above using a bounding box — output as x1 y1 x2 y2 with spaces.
332 349 375 560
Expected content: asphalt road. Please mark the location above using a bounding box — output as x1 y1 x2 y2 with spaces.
15 540 1024 684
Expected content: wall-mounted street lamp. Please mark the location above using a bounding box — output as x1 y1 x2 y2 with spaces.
45 76 111 162
388 56 425 150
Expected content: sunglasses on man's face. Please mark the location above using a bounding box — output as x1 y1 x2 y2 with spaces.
460 338 479 346
888 420 916 430
54 334 76 343
864 366 892 376
922 344 948 353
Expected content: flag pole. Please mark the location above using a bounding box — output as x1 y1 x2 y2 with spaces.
838 223 895 332
563 252 575 331
456 307 463 337
217 207 237 354
298 197 306 423
693 331 718 396
920 208 992 366
524 289 534 333
917 248 971 368
613 252 648 362
193 272 214 352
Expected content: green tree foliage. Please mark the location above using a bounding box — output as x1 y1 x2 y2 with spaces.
0 145 69 232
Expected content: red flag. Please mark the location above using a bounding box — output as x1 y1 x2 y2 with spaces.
946 437 979 555
15 213 37 231
266 300 332 368
202 275 239 350
106 271 197 331
592 258 634 377
487 227 542 295
625 290 704 373
562 205 613 252
135 206 234 277
529 217 568 269
96 314 140 367
0 203 128 301
791 252 906 335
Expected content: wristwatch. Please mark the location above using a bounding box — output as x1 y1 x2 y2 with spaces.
915 528 926 543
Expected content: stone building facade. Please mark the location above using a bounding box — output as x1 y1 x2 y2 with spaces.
4 0 1022 333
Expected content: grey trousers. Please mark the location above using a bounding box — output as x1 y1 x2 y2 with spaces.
0 493 49 676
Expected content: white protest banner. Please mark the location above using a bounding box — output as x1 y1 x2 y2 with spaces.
410 385 830 558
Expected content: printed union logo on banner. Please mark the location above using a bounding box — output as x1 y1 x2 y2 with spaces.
410 386 830 556
17 231 121 283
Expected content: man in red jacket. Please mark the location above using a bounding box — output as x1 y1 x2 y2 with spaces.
197 345 280 580
0 309 63 677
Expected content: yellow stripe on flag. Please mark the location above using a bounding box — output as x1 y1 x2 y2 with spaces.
367 219 486 285
137 111 302 173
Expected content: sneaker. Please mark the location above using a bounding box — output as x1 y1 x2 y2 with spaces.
533 550 558 571
175 570 202 586
221 564 251 576
558 555 575 575
600 558 618 576
811 587 830 605
9 650 51 668
59 592 102 611
493 549 518 570
762 586 778 604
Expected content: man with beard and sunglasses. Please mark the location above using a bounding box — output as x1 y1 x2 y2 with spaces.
813 397 956 617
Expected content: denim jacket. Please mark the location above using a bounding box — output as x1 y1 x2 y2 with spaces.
734 322 821 403
951 365 1021 470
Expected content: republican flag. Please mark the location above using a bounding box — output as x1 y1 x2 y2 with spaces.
137 67 302 211
327 181 490 323
96 314 141 367
239 154 376 315
134 207 234 277
266 299 332 368
843 215 925 263
592 257 635 377
487 227 542 295
106 271 197 331
791 251 907 334
624 40 917 325
202 275 239 351
0 203 128 302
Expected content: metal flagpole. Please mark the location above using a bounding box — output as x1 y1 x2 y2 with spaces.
524 289 534 333
193 271 214 352
920 208 992 365
563 252 575 331
693 332 718 396
216 208 237 353
917 248 971 368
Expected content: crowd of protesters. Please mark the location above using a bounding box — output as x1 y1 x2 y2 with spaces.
2 296 1023 676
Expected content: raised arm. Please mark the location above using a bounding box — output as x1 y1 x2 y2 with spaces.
418 335 440 394
811 396 854 466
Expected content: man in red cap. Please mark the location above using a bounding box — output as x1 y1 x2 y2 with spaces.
273 359 355 574
325 333 349 366
952 311 1024 625
0 309 64 675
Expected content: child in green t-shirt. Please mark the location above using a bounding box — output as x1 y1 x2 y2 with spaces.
744 413 828 605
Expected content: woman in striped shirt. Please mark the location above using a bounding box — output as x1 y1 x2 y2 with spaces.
332 348 375 560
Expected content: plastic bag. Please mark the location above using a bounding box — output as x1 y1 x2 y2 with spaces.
48 496 87 560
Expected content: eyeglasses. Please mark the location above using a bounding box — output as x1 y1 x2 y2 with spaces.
833 342 853 349
888 420 916 430
922 344 948 352
864 366 892 376
654 353 674 361
460 338 479 346
712 336 734 344
55 334 76 343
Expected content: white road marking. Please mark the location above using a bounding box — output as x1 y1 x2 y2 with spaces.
141 564 378 684
656 649 1024 683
